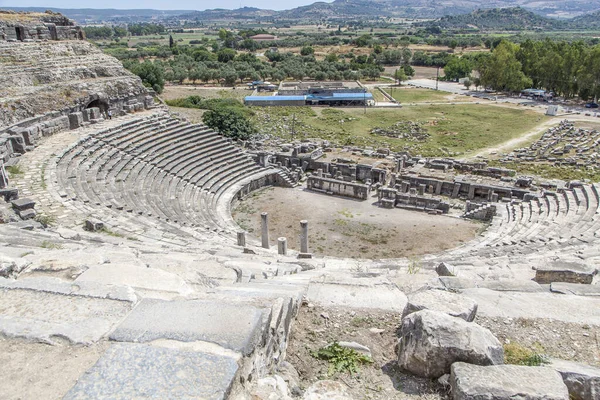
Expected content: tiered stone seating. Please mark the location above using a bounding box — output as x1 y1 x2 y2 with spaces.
55 115 276 236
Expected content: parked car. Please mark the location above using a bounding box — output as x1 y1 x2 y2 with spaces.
584 102 599 108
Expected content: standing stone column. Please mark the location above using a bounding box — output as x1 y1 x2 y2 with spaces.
261 212 270 249
300 220 309 254
237 231 246 247
278 237 287 255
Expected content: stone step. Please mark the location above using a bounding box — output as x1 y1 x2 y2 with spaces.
63 342 240 400
0 276 136 345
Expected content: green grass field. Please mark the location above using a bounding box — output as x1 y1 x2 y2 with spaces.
250 104 542 157
491 161 600 182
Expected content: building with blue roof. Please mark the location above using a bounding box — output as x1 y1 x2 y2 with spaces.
245 91 374 107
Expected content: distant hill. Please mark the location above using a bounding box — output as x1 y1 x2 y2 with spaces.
276 0 600 20
179 7 276 21
4 1 600 24
423 7 565 31
570 10 600 28
0 7 193 23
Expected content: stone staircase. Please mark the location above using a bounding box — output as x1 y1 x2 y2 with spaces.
0 221 413 399
52 115 280 239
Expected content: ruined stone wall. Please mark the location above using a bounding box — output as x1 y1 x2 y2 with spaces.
0 10 84 42
0 14 155 163
398 174 527 201
306 176 370 200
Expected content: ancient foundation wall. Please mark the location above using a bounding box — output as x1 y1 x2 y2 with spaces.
0 93 155 164
0 11 84 42
398 174 529 201
306 176 370 200
233 173 281 202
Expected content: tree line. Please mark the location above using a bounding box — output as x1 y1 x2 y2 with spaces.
84 23 166 39
443 39 600 100
118 42 419 93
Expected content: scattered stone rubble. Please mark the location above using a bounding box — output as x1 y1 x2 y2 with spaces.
499 120 600 171
370 121 431 141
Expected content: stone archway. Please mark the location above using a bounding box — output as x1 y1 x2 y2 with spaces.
85 99 109 115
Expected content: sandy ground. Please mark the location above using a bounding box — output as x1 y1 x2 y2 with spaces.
287 305 446 400
286 304 600 400
477 316 600 367
232 186 480 259
0 338 109 400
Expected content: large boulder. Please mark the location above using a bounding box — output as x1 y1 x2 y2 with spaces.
404 289 478 322
550 359 600 400
450 362 569 400
534 261 598 285
397 310 503 378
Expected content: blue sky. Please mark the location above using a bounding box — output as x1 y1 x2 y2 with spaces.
0 0 328 10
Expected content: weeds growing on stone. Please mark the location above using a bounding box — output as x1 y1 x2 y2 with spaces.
407 257 422 274
6 165 24 176
35 214 56 227
311 342 373 375
504 343 549 366
40 240 63 249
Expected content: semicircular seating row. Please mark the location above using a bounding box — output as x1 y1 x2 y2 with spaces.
55 115 274 236
436 183 600 267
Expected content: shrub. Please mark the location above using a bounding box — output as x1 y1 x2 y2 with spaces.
311 342 373 375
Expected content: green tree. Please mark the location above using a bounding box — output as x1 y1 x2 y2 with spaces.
300 46 315 56
128 60 165 93
202 107 255 140
325 53 339 62
217 48 237 63
394 68 407 84
444 56 473 81
479 40 532 93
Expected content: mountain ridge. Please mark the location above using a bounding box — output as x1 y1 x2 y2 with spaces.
4 1 600 23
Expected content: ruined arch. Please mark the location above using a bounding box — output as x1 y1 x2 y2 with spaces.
85 99 109 115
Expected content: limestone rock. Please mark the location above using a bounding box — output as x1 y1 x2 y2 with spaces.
397 310 503 378
450 362 569 400
0 255 29 278
250 375 293 400
550 282 600 296
550 359 600 400
84 219 104 232
534 261 598 285
302 380 353 400
307 274 407 313
404 289 478 321
436 262 457 277
438 277 545 292
63 343 239 400
11 198 35 211
277 361 302 396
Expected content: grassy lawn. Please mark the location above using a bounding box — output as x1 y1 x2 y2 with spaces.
371 89 389 102
384 87 471 103
250 104 542 157
491 161 600 182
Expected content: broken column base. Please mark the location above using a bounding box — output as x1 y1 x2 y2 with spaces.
381 199 395 209
298 253 313 259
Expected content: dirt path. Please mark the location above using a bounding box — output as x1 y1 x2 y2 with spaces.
463 114 600 160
